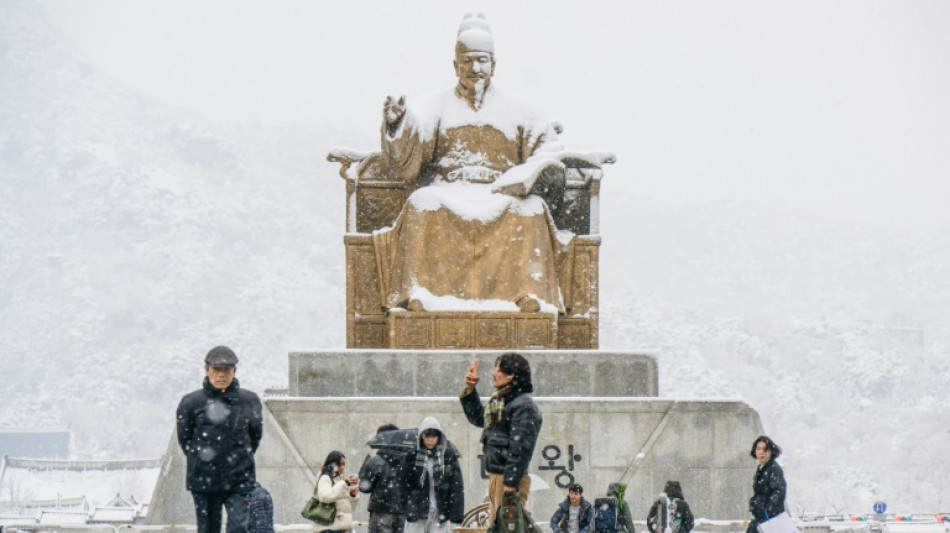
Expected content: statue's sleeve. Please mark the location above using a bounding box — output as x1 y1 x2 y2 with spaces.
381 106 436 183
521 116 564 162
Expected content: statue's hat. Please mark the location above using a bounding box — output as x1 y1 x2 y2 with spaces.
456 13 494 54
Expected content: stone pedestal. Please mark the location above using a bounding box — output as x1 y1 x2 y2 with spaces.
289 350 659 397
146 350 763 526
388 312 558 349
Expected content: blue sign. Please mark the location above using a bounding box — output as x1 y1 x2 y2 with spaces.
873 501 887 514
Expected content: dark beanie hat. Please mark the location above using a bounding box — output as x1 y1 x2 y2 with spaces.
568 483 583 494
205 346 238 366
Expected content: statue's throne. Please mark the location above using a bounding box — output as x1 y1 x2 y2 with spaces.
329 140 611 350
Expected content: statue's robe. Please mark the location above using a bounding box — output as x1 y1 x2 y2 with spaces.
372 85 575 312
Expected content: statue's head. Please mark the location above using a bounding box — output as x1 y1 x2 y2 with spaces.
454 13 495 96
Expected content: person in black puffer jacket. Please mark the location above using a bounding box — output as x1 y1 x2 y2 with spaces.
177 346 263 533
360 424 415 533
460 352 542 525
405 417 465 533
747 436 787 533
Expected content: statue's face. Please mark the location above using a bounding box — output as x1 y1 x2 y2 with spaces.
454 43 494 92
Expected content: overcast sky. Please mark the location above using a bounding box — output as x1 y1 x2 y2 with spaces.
36 0 950 233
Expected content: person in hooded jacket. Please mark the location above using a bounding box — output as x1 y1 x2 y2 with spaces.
460 352 542 524
604 482 636 533
177 346 263 533
360 424 414 533
404 416 465 533
646 481 694 533
746 436 786 533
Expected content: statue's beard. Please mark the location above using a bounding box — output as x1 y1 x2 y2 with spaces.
471 79 487 109
459 77 489 110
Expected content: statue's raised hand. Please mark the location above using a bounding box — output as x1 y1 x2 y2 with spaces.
383 95 407 126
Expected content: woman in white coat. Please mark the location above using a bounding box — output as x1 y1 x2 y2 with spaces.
313 451 361 533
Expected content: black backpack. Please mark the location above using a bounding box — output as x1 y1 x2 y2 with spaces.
593 497 619 533
249 484 275 533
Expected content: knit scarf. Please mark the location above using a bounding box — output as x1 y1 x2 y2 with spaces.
415 444 445 486
484 385 510 427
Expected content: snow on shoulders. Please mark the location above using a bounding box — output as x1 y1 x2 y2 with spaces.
438 85 558 141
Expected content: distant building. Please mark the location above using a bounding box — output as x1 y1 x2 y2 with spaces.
0 456 160 526
0 428 70 459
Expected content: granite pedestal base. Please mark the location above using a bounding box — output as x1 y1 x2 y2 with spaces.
146 350 763 525
289 350 660 397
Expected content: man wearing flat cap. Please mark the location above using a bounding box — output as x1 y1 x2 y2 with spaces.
177 346 263 533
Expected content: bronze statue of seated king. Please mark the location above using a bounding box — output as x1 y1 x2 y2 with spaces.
328 14 614 350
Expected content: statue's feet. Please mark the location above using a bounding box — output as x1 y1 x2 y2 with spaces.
407 298 425 312
516 295 541 313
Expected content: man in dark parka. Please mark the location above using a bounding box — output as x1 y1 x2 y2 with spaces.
177 346 263 533
460 352 542 525
360 423 414 533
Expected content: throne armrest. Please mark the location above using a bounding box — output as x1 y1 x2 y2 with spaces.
327 149 374 181
559 151 617 170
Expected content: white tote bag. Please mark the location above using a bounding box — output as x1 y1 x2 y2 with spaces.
757 512 800 533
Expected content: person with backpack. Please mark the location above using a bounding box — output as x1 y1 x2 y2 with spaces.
646 481 694 533
592 482 635 533
550 483 592 533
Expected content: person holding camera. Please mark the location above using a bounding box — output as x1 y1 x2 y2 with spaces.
313 451 361 533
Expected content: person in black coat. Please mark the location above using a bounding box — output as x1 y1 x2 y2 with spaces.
404 417 465 533
646 481 694 533
177 346 263 533
460 352 542 524
747 436 787 533
360 424 414 533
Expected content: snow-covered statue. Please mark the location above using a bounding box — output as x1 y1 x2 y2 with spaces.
329 13 612 349
371 14 613 314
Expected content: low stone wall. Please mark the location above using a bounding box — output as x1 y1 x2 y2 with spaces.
146 396 762 525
